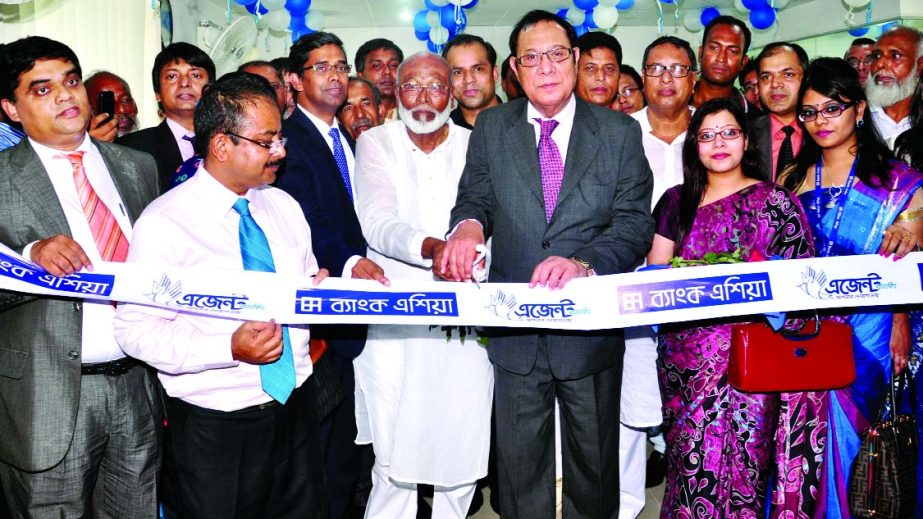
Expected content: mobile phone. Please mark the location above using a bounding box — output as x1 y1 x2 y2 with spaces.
97 91 116 125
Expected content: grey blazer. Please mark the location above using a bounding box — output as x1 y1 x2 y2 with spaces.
750 114 774 178
0 139 159 472
450 97 654 379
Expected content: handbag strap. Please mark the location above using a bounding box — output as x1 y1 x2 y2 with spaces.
887 369 918 424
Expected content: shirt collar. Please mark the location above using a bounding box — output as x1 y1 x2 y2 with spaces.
298 104 339 135
28 133 99 162
190 165 259 219
769 113 802 140
526 94 576 125
165 117 194 141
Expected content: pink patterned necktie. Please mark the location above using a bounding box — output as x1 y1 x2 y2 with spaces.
59 152 129 262
535 118 564 222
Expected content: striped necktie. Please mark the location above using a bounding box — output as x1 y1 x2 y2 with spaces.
59 152 129 262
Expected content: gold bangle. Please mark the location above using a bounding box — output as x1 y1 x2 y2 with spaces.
895 208 923 223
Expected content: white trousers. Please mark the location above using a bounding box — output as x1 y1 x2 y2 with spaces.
617 423 647 519
365 461 477 519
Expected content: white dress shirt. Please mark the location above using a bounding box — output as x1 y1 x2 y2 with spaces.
353 120 493 486
870 105 911 150
114 168 318 411
632 106 689 207
27 136 132 363
526 94 577 164
165 117 195 161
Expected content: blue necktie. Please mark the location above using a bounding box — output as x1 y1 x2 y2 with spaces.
232 198 296 404
328 127 353 201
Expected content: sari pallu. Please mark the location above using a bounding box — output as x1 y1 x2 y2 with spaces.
772 161 923 519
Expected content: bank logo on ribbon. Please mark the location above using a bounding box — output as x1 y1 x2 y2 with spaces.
797 266 890 300
618 272 772 314
144 273 260 313
485 289 588 322
0 250 115 296
295 289 458 316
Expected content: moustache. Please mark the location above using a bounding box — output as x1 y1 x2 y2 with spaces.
352 117 373 129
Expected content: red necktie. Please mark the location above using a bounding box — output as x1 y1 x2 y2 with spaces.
60 152 129 262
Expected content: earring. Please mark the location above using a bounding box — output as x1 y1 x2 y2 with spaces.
856 119 864 128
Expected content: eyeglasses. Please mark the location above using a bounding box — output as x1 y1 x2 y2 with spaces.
516 47 574 68
797 102 855 122
643 63 696 78
619 86 640 98
845 56 874 68
399 82 449 96
302 63 352 75
226 132 287 153
696 127 743 143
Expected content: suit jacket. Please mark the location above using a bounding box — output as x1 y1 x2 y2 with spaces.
450 97 655 379
275 107 367 359
117 120 183 194
0 139 159 472
750 114 774 179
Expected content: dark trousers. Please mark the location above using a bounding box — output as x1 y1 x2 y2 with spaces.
317 353 362 519
165 381 328 519
494 339 621 519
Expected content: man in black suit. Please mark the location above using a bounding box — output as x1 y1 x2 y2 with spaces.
438 10 654 518
118 43 215 192
275 31 387 519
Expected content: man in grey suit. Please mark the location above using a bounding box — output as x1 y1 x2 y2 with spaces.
437 10 654 518
0 37 161 517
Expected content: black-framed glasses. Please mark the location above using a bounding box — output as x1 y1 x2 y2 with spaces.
643 63 695 78
797 102 855 122
516 47 574 67
226 132 287 153
696 127 743 143
399 82 449 96
302 63 352 75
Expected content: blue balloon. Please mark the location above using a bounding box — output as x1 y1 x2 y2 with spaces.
749 4 774 30
848 26 870 37
556 8 568 19
574 23 590 36
413 9 431 32
292 26 314 42
574 0 599 9
245 2 268 15
879 21 898 36
584 8 598 28
659 0 675 4
448 25 462 39
440 4 465 29
742 0 767 10
285 0 311 16
415 29 430 41
233 0 256 5
700 7 720 27
616 0 634 9
423 0 442 10
462 0 478 8
427 39 441 53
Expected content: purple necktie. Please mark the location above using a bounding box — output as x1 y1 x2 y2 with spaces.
535 118 565 222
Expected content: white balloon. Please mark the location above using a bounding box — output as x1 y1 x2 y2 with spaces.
430 26 449 44
265 9 291 32
448 0 473 4
843 0 870 8
426 10 440 28
594 6 619 29
598 0 619 7
682 10 703 32
305 10 325 29
260 0 286 10
565 6 586 26
733 0 749 13
430 0 449 6
772 0 789 9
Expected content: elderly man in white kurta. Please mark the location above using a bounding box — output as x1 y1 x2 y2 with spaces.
353 52 493 519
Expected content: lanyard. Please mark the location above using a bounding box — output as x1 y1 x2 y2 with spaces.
813 157 857 257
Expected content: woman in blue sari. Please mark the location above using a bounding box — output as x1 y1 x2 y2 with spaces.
775 58 923 518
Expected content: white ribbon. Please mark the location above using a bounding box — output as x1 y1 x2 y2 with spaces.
1 242 920 330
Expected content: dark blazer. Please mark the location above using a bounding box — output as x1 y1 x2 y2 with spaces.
117 120 183 193
275 107 367 359
750 114 774 179
450 97 655 379
0 139 159 472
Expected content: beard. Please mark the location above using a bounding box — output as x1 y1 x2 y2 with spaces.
398 100 452 135
866 63 919 108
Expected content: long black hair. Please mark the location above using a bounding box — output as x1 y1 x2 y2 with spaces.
894 81 923 171
674 98 766 254
781 57 893 192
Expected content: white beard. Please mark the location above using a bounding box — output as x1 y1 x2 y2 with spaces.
399 101 452 135
866 63 919 108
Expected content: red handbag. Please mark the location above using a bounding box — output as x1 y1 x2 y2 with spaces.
729 317 856 392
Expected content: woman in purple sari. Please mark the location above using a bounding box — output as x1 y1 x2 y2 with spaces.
774 58 923 519
648 98 814 517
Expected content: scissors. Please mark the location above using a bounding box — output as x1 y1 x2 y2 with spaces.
470 244 487 289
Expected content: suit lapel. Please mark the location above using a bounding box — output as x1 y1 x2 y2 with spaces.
556 101 600 211
506 102 544 207
8 141 70 237
156 120 183 167
95 141 145 223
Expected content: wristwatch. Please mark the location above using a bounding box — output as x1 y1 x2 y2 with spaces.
571 257 596 277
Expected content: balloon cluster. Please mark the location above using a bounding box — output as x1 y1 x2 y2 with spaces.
413 0 478 53
233 0 325 42
844 0 873 37
730 0 789 31
554 0 625 37
681 6 721 32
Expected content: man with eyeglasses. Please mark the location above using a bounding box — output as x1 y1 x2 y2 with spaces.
844 37 876 87
356 38 404 122
750 42 809 180
115 72 329 518
443 34 502 130
351 51 492 518
275 31 389 519
867 26 923 150
574 31 623 108
438 10 653 518
239 60 288 114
